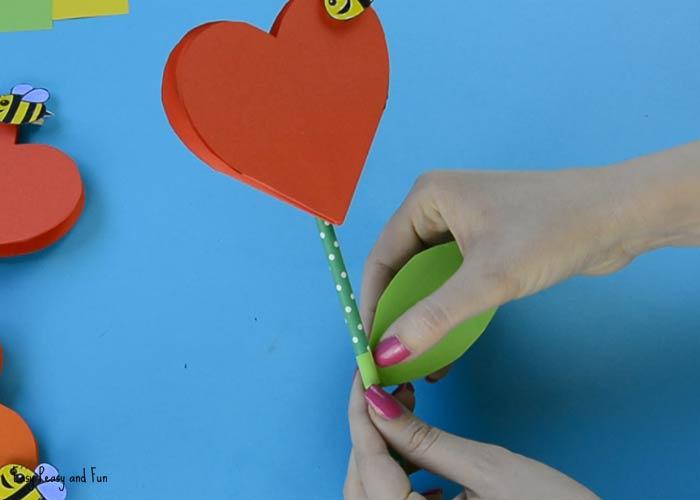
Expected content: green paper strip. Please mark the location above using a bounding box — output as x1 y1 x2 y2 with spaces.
370 241 497 386
0 0 53 32
316 219 380 389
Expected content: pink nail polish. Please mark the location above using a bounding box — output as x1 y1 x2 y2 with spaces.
374 336 411 367
364 385 403 420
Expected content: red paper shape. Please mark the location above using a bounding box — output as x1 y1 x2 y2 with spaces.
0 124 84 257
0 346 39 469
162 0 390 224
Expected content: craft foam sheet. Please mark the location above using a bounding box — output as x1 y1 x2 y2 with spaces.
0 0 52 32
162 0 390 225
372 242 497 386
0 124 84 257
53 0 129 20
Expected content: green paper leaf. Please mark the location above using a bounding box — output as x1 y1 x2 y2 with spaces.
0 0 52 32
371 241 497 386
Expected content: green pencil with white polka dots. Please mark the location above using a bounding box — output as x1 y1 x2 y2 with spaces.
316 218 380 389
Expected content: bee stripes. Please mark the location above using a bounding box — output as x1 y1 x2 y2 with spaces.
28 103 43 123
0 465 44 500
0 96 47 126
0 96 21 124
0 85 51 126
3 479 39 500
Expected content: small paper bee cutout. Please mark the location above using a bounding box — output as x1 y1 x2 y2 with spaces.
0 463 66 500
324 0 373 21
0 84 52 126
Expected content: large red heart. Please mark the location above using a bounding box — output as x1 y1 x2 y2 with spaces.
0 124 84 257
162 0 389 224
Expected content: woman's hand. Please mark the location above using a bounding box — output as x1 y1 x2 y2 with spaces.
345 378 600 500
361 143 700 370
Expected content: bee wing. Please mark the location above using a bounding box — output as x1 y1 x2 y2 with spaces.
21 88 50 104
37 481 67 500
11 83 34 96
34 463 59 479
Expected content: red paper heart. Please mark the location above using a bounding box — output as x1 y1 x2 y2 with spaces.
0 345 39 469
0 124 84 257
162 0 389 224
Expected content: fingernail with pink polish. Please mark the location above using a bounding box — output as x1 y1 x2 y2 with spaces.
374 337 410 367
364 385 403 420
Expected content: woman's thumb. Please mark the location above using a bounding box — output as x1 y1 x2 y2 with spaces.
373 263 503 368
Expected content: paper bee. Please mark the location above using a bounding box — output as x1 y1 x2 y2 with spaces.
0 463 66 500
324 0 373 21
0 84 52 126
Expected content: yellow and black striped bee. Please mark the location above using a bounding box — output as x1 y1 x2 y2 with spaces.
0 463 66 500
0 84 52 126
325 0 373 21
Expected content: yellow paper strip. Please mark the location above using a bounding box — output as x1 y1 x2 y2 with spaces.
53 0 129 20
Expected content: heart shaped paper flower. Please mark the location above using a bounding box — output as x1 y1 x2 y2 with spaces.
162 1 496 386
0 122 84 257
162 0 389 224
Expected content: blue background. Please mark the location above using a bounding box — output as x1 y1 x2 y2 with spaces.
1 0 699 498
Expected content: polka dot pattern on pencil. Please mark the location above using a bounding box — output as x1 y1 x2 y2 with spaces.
316 218 372 362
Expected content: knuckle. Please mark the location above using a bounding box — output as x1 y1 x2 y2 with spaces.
478 259 522 303
404 420 442 457
364 255 394 279
412 172 434 192
406 298 452 343
412 171 446 195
